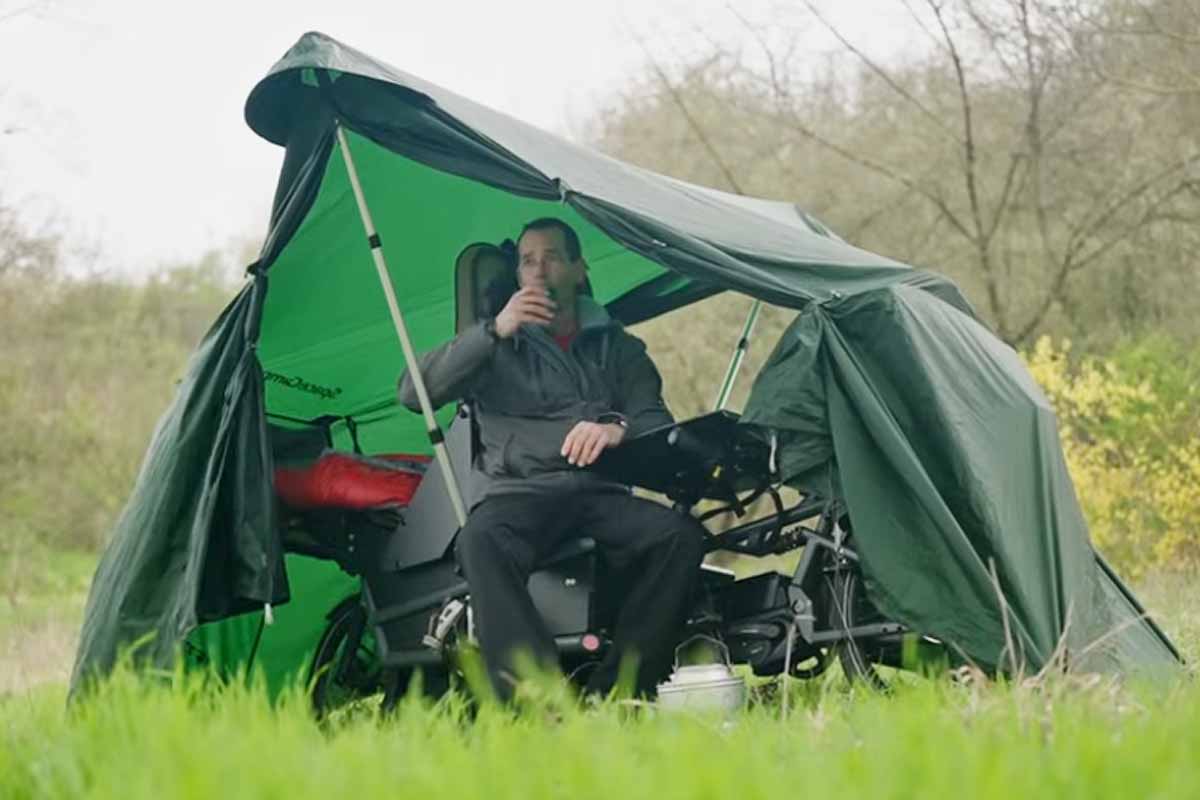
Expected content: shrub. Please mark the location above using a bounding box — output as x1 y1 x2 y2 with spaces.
1024 337 1200 578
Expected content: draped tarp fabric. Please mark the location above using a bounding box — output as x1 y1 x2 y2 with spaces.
742 286 1179 674
71 278 286 689
71 31 1178 694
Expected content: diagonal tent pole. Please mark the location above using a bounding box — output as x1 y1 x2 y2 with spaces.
713 299 762 411
334 123 468 528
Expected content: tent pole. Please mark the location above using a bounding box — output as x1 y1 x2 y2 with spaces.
712 299 762 411
334 123 468 528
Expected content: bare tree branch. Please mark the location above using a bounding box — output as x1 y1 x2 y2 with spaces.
1084 69 1200 97
845 184 915 240
728 17 986 246
774 109 976 242
1064 156 1198 261
925 0 1009 332
1063 0 1200 95
800 0 961 143
1071 184 1190 272
962 0 1027 87
985 153 1027 242
898 0 949 52
1126 0 1200 45
727 4 792 107
927 0 985 238
1011 165 1196 343
626 25 747 195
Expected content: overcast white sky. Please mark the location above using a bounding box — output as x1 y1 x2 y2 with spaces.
0 0 920 277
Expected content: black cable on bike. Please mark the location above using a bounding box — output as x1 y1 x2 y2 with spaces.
245 612 267 681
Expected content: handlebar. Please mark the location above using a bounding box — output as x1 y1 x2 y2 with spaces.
591 410 771 502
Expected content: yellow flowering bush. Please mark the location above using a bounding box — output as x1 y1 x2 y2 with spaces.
1024 337 1200 578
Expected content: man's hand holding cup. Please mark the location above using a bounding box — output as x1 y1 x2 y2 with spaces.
494 280 557 339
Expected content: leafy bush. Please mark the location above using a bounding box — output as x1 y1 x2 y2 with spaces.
1024 336 1200 578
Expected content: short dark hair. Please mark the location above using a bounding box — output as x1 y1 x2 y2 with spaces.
518 217 582 262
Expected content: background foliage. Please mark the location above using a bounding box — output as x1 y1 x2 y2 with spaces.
0 246 238 600
1026 336 1200 578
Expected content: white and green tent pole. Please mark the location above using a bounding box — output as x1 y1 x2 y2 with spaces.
712 299 762 411
334 123 468 528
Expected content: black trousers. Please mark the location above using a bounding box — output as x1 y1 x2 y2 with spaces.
454 490 706 700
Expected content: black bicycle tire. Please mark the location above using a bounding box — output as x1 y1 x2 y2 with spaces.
309 600 378 716
827 568 889 691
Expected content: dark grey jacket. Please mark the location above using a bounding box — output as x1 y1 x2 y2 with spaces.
398 297 673 506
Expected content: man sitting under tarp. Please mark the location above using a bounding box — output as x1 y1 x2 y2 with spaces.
399 217 705 701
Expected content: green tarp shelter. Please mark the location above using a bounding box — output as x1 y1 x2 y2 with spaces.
71 31 1179 695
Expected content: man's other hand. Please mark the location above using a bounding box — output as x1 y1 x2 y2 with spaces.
561 421 626 467
494 285 556 338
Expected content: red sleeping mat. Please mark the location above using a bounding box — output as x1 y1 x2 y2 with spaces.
274 452 430 510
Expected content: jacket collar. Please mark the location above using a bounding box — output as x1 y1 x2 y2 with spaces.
575 295 614 332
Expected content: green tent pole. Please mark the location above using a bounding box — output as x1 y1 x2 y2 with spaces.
713 299 762 411
334 123 468 528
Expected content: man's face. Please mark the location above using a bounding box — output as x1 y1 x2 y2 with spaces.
517 227 584 304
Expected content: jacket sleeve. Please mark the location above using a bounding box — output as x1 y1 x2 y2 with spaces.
397 321 498 412
611 331 674 437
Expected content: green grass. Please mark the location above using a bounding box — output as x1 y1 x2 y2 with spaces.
3 558 1197 800
3 668 1198 800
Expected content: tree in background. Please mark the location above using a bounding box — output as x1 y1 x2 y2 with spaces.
0 202 58 276
0 194 239 602
594 0 1200 350
1068 0 1200 97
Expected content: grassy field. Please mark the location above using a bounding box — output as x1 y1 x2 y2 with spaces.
0 550 93 695
2 556 1198 800
3 661 1198 799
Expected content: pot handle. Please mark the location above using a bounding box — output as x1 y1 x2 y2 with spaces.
673 634 733 670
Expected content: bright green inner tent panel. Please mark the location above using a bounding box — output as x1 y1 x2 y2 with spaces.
187 555 358 696
259 129 672 454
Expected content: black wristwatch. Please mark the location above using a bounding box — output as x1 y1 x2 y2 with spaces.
597 412 629 429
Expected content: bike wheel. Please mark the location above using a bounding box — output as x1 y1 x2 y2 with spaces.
826 566 890 691
309 598 383 717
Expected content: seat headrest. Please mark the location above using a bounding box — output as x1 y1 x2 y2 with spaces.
454 243 516 334
453 241 595 335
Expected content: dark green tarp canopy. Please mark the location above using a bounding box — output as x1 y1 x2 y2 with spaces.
71 32 1178 694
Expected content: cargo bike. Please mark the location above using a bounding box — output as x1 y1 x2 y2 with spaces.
290 244 927 715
